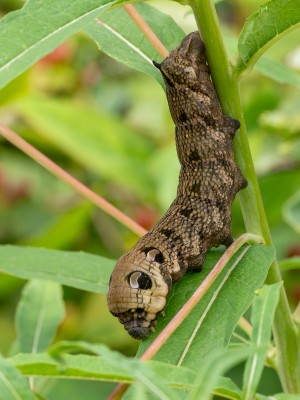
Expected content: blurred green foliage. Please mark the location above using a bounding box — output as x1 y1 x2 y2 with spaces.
0 0 300 398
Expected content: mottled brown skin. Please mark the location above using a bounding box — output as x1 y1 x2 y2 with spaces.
107 32 247 340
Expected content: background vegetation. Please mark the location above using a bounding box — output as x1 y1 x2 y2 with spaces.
0 0 299 399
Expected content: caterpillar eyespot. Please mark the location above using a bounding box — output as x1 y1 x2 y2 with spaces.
107 32 247 339
128 271 152 290
145 248 164 263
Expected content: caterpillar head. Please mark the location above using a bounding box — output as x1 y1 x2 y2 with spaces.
107 247 172 339
153 31 207 90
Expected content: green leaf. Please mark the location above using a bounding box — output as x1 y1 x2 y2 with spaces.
16 280 65 353
283 190 300 233
14 353 194 390
279 257 300 271
0 355 35 400
84 3 185 86
174 0 223 5
138 245 275 369
0 0 125 89
238 0 300 71
213 377 241 400
223 33 300 87
224 32 300 88
48 341 177 399
9 347 243 398
0 245 114 292
14 97 153 198
256 394 269 400
242 283 281 400
126 375 242 400
257 395 300 400
10 352 133 383
9 343 243 399
255 57 300 88
23 204 91 249
259 93 300 138
102 355 179 400
130 383 149 400
189 347 252 400
10 348 190 397
259 170 300 227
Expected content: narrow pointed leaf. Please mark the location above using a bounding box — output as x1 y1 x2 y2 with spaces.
10 353 194 389
224 33 300 87
48 341 179 400
16 280 65 353
9 349 242 397
242 283 281 400
0 245 114 292
125 375 242 400
10 350 185 399
189 347 252 400
253 394 268 400
283 190 300 233
84 3 185 86
14 97 153 197
238 0 300 71
23 204 91 249
213 377 241 400
0 355 35 400
257 395 300 400
0 0 125 89
255 57 300 88
138 245 275 370
279 257 300 271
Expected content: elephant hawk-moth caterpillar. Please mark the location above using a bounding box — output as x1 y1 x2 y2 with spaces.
107 32 247 340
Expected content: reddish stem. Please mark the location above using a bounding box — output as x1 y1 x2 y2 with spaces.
123 4 169 58
0 123 147 237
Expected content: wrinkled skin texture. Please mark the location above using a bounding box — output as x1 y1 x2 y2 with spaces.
107 32 247 340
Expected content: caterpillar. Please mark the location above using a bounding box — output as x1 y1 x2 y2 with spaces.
107 32 247 340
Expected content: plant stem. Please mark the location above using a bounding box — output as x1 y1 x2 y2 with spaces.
189 0 270 240
293 302 300 325
279 257 300 271
189 0 300 392
123 4 169 58
0 123 147 238
238 316 252 337
142 234 262 363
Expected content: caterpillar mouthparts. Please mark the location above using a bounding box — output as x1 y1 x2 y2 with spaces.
116 309 158 339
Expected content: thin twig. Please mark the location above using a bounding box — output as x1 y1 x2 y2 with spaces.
0 123 147 237
232 332 251 345
123 4 169 58
109 233 264 399
177 245 250 366
141 234 262 361
238 316 253 337
293 302 300 325
108 383 129 400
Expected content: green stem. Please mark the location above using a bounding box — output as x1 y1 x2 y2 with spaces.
189 0 300 392
279 257 300 271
